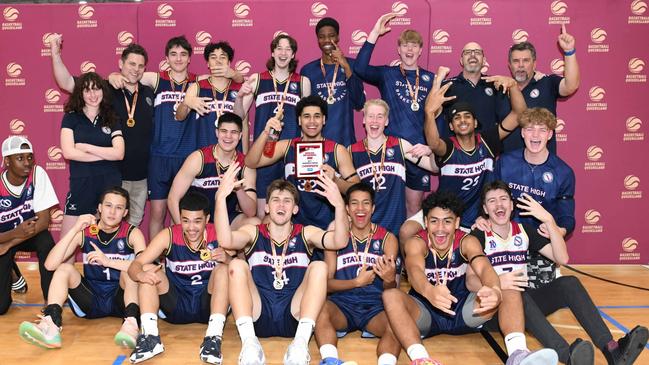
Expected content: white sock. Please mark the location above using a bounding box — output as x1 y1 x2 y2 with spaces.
294 317 316 343
235 316 256 342
206 313 226 337
319 344 338 359
378 353 398 365
140 313 158 336
406 343 429 360
504 332 528 356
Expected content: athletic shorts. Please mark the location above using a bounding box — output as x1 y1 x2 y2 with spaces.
405 160 431 191
158 277 211 324
253 287 298 338
68 277 124 319
413 292 486 338
65 173 122 216
329 294 384 333
148 156 186 200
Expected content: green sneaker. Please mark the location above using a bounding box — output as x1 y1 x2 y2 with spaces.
114 317 139 348
19 315 62 349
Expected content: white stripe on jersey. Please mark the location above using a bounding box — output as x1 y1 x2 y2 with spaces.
440 158 494 177
255 92 300 107
356 162 406 181
192 176 220 189
0 199 33 223
165 258 217 275
336 252 382 270
424 264 467 285
154 91 184 107
82 252 134 264
248 251 310 269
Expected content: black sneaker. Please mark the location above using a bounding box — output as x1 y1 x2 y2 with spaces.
12 275 28 294
199 335 223 364
606 326 649 365
568 338 594 365
129 334 164 363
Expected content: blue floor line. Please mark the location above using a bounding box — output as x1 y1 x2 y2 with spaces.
11 303 68 307
112 355 126 365
599 309 649 350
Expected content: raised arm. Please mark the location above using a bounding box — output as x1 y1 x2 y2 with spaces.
461 235 501 314
517 193 569 266
233 73 257 121
234 166 257 217
49 33 75 93
44 214 93 271
167 151 202 224
482 75 527 139
214 163 257 251
244 116 290 168
557 24 579 96
304 174 348 250
424 69 454 156
353 13 397 85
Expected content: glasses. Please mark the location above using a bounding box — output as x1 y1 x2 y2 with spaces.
462 49 484 56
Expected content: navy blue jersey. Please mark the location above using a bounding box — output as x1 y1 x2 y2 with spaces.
283 138 339 228
437 129 501 228
408 229 469 309
164 224 219 295
194 78 243 148
0 168 35 232
492 149 575 234
151 71 198 158
349 136 406 235
354 42 434 144
190 145 246 222
253 71 304 141
81 221 135 292
300 58 365 146
500 73 563 153
245 224 312 293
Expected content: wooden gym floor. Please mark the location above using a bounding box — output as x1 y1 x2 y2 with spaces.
1 263 647 364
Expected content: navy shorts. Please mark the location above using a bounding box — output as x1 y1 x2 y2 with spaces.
68 277 124 319
405 160 431 191
148 156 186 200
159 277 211 324
254 287 298 338
256 163 284 200
329 294 384 333
65 173 122 215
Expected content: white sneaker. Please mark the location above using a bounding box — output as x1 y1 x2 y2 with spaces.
283 338 310 365
238 337 265 365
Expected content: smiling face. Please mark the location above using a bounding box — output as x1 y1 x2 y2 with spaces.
425 207 460 253
98 193 128 228
449 111 477 137
272 38 295 70
317 25 339 54
299 105 325 139
521 123 552 154
460 42 484 73
509 49 536 84
119 53 146 84
216 121 242 152
483 188 514 226
166 45 190 74
82 82 103 109
266 189 299 226
346 190 375 230
397 41 422 69
180 209 208 245
363 103 388 139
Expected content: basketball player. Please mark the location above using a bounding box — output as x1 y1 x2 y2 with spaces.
19 187 145 350
215 167 348 365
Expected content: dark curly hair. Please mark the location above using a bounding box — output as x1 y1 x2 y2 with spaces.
266 34 298 73
64 72 117 128
422 190 464 219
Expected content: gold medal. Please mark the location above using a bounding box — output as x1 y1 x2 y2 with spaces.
123 85 138 128
273 278 284 290
126 118 135 127
304 180 312 192
411 102 420 112
200 249 211 262
89 224 99 236
327 95 335 104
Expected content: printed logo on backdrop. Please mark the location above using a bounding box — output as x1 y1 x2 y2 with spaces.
156 3 176 28
116 31 134 55
49 208 63 232
470 1 492 26
481 60 490 74
551 59 564 76
46 146 66 170
512 29 529 44
232 3 253 27
548 0 570 24
159 59 170 72
41 33 58 57
5 62 25 87
194 31 211 54
588 28 609 53
626 58 646 83
309 2 327 26
77 4 97 28
619 237 640 261
586 86 606 111
80 61 96 74
389 1 411 25
273 30 289 39
629 0 649 23
235 60 251 76
430 29 451 54
621 175 642 199
2 7 22 30
389 60 402 67
348 30 367 55
43 88 64 113
623 116 644 141
555 118 567 142
583 145 605 170
581 209 603 233
9 119 25 135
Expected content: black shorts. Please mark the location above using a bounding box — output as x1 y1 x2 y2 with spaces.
65 173 122 215
158 278 211 324
68 276 125 319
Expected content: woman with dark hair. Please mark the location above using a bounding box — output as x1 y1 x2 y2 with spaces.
60 72 125 236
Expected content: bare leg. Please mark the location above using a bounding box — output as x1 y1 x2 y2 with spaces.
208 264 229 315
290 261 327 320
148 200 168 239
47 263 81 306
405 188 423 218
382 288 422 350
138 264 169 314
365 311 402 358
314 300 348 349
228 258 261 320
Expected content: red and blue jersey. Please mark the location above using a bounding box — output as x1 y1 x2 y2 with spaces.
194 78 243 148
253 71 304 141
0 168 35 233
81 221 135 292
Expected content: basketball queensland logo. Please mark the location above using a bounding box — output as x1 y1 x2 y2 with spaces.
309 2 328 26
621 175 642 199
511 29 529 44
619 237 640 261
629 0 649 23
390 1 411 25
588 27 609 53
194 31 212 54
116 30 134 55
551 58 564 76
2 6 22 30
46 146 66 171
623 116 644 142
9 119 25 135
470 1 492 25
555 118 567 142
348 29 367 55
155 3 176 27
76 4 97 28
43 88 64 113
581 209 603 233
41 32 58 57
232 2 253 27
430 29 452 54
626 58 646 83
80 61 96 74
583 145 605 170
548 0 570 25
5 62 25 87
158 59 170 72
586 86 607 111
235 60 251 75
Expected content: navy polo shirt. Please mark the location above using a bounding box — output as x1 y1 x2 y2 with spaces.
500 73 563 154
61 112 122 178
436 72 510 139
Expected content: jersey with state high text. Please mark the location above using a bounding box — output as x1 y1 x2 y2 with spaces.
253 71 304 141
245 224 312 293
284 138 339 228
437 130 500 228
408 229 469 310
164 223 219 294
350 136 406 235
151 71 198 158
0 168 35 233
81 221 135 289
190 145 246 222
194 78 243 148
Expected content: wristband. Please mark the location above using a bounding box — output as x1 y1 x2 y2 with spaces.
415 156 423 166
563 48 576 56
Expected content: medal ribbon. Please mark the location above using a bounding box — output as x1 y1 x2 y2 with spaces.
269 224 293 282
211 78 232 120
319 59 339 102
123 84 139 122
363 137 387 188
428 233 453 286
351 223 376 274
400 64 420 106
271 71 292 115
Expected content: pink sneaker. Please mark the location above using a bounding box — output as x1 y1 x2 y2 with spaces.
19 315 62 349
114 317 139 348
411 358 443 365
